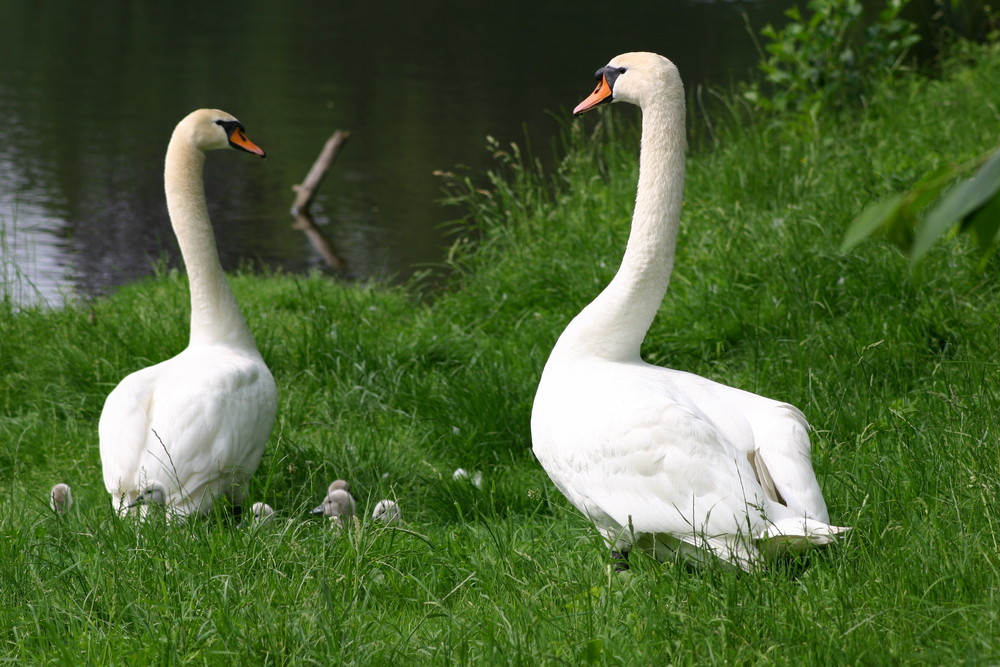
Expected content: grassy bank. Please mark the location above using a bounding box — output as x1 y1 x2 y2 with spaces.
2 42 999 663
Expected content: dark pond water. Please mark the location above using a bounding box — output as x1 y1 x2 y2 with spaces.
0 0 791 306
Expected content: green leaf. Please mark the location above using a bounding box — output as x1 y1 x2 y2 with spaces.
913 150 1000 261
967 190 1000 250
842 193 905 252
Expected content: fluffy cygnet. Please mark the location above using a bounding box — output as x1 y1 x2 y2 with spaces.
127 480 169 517
312 485 357 528
50 483 73 515
249 501 274 524
371 499 401 525
452 468 483 488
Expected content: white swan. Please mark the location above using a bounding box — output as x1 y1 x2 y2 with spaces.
50 483 73 515
99 109 278 520
531 53 848 571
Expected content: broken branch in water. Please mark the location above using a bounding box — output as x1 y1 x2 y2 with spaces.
290 130 351 270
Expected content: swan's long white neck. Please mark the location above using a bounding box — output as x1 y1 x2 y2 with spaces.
164 134 257 350
555 87 686 362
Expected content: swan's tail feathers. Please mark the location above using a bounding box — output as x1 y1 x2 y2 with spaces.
758 517 851 557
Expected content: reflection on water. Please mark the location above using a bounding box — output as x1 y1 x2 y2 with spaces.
0 0 789 306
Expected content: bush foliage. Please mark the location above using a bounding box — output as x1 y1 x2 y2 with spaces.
744 0 921 118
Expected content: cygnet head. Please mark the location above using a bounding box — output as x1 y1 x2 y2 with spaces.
50 483 73 515
311 488 357 527
250 502 274 524
129 480 168 509
573 52 682 114
371 499 401 525
175 109 267 157
328 479 350 494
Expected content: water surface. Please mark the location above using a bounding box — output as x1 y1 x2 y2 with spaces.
0 0 790 305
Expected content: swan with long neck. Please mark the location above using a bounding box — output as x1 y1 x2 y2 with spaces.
99 109 278 520
531 53 847 570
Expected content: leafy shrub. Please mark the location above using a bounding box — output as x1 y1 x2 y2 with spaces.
924 0 999 42
842 145 1000 265
744 0 921 118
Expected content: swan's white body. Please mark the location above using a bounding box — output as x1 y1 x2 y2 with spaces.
531 53 847 570
99 109 277 520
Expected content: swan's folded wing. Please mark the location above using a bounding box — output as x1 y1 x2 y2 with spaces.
99 368 159 506
572 399 773 545
748 403 830 521
665 369 830 522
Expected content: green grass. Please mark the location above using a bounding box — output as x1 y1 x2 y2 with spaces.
2 42 999 664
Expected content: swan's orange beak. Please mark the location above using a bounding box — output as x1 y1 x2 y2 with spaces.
228 126 267 158
574 75 614 115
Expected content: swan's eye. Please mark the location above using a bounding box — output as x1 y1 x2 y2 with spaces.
618 67 627 74
216 119 244 135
